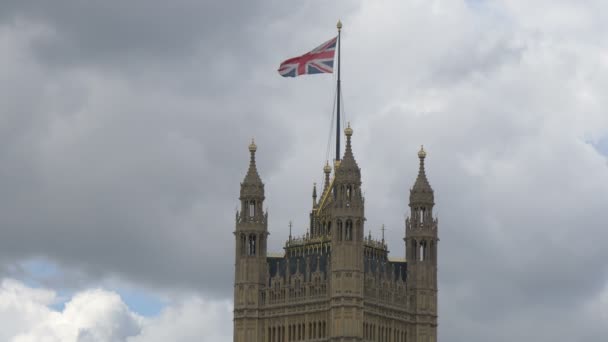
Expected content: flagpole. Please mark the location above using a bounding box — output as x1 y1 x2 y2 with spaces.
335 20 342 163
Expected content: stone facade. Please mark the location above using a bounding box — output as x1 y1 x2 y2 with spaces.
234 126 438 342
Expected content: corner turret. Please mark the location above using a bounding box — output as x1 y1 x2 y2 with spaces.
404 145 439 341
234 139 269 342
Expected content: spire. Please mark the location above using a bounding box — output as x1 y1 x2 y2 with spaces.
289 220 293 241
240 138 264 202
337 122 359 174
242 139 263 186
410 145 434 205
323 161 331 192
312 183 317 206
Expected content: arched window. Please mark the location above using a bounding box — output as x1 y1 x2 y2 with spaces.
327 221 332 235
249 201 255 217
355 220 361 241
419 240 426 261
345 220 353 241
248 234 257 256
337 220 343 241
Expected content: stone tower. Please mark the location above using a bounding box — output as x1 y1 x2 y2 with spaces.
233 139 269 342
405 146 439 341
328 124 365 340
232 129 440 342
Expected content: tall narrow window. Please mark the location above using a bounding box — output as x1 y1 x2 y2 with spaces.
419 241 425 261
249 234 257 256
249 201 255 217
337 220 343 241
345 220 353 241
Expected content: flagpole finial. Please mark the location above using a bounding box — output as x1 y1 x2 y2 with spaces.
337 20 342 31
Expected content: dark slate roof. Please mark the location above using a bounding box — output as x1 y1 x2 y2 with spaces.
364 254 407 282
267 252 329 285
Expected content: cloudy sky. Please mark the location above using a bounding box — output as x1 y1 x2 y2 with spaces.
0 0 607 341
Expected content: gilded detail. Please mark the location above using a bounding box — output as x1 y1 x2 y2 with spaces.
234 128 439 342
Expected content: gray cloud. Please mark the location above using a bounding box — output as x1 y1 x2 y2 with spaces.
0 1 607 341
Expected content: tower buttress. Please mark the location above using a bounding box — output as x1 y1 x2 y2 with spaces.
405 146 439 341
233 139 268 342
329 123 365 341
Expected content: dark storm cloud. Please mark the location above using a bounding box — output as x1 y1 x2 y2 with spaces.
0 1 261 67
0 0 362 296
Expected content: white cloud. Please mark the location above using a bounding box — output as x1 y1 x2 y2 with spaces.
128 298 232 342
0 279 231 342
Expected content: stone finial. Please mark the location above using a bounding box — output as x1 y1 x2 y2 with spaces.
344 122 353 137
410 145 434 205
418 145 426 159
249 138 257 152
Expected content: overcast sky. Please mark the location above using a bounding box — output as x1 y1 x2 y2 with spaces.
0 0 607 341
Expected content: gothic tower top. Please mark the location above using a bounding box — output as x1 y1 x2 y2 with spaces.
334 122 360 183
240 138 264 200
410 145 434 206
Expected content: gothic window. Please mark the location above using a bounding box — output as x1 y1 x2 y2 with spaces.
419 207 425 223
337 220 343 241
249 201 255 217
356 220 361 241
248 234 257 256
419 241 425 261
345 220 353 241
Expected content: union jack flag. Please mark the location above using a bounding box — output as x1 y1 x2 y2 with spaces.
278 36 337 77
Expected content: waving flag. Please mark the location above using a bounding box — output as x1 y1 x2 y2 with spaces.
278 36 337 77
